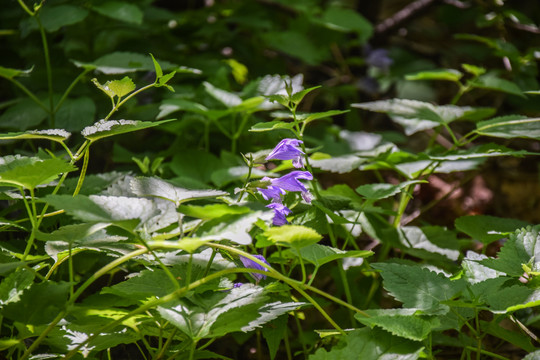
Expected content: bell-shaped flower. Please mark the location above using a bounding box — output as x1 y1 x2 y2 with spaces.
239 254 270 282
270 171 313 203
266 138 305 168
266 202 291 226
258 183 285 203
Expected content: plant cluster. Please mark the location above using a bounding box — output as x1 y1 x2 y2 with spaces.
2 0 540 359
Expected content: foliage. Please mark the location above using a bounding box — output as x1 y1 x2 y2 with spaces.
1 0 540 359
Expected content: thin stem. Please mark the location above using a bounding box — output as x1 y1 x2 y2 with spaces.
54 68 92 113
35 15 54 127
463 346 510 360
16 0 35 16
8 78 49 112
21 188 38 261
73 147 90 196
104 83 155 120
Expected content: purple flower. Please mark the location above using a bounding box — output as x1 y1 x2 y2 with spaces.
364 46 393 71
270 171 313 203
240 254 270 282
258 184 286 203
266 138 305 168
266 202 291 226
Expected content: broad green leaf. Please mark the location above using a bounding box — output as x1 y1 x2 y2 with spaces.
320 6 373 43
157 99 209 119
352 99 494 135
0 98 48 130
262 315 288 360
356 180 425 200
484 285 540 313
476 115 540 140
297 244 372 267
0 129 71 143
249 121 296 133
170 149 222 184
471 73 526 97
355 309 440 341
106 76 136 98
481 320 536 352
36 223 111 243
1 281 70 325
480 226 540 277
203 82 242 107
196 211 269 245
264 225 322 249
0 157 76 190
81 118 176 142
43 194 157 230
266 94 289 107
427 143 536 161
301 110 349 124
406 69 463 82
311 154 366 174
399 226 460 262
178 204 250 220
130 176 227 205
91 1 143 24
55 96 96 131
0 65 32 80
39 5 89 32
74 52 190 75
372 262 465 311
394 159 482 179
309 328 423 360
158 284 302 339
455 215 529 245
0 268 34 306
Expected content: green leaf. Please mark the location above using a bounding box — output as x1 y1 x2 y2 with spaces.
0 66 32 80
106 76 136 98
0 268 34 306
170 149 222 184
309 328 423 360
0 129 71 143
196 211 268 245
471 73 526 97
476 115 540 140
130 176 227 205
178 204 250 220
262 315 288 360
150 53 163 78
35 223 111 243
55 96 96 132
301 110 349 125
39 5 89 32
480 226 540 277
1 281 70 325
249 121 296 133
0 339 20 351
406 69 463 82
203 82 242 107
428 143 536 161
158 284 302 339
462 64 486 77
290 86 321 105
352 99 494 135
462 251 505 284
372 262 466 311
356 180 425 200
264 225 322 249
399 226 460 262
481 320 536 352
0 156 77 190
320 6 373 43
0 98 48 131
81 118 176 142
75 52 186 75
355 309 440 341
297 244 372 267
91 1 143 24
311 154 366 174
455 215 529 245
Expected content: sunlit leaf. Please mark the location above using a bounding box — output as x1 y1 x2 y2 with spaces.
81 119 176 142
297 244 372 267
356 180 425 200
264 225 322 249
0 129 71 143
0 156 76 190
406 69 463 82
476 115 540 140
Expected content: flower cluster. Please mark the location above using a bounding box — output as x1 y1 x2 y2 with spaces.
258 138 313 226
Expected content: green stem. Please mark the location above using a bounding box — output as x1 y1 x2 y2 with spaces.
73 147 90 196
8 78 49 112
105 83 155 120
16 0 35 16
21 188 38 261
54 68 92 113
35 15 54 127
463 346 509 360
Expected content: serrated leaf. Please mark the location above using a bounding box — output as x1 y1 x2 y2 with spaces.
81 118 176 142
355 309 440 341
406 69 463 82
290 86 321 105
91 1 143 24
249 121 295 133
476 115 540 140
264 225 322 249
0 157 76 190
297 244 372 267
196 211 270 245
399 226 460 261
36 223 111 243
0 129 71 143
106 76 136 98
158 284 302 339
309 328 423 360
462 251 505 284
480 226 540 276
356 180 425 200
178 204 250 220
266 94 289 107
372 262 465 311
455 215 529 245
130 176 227 205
